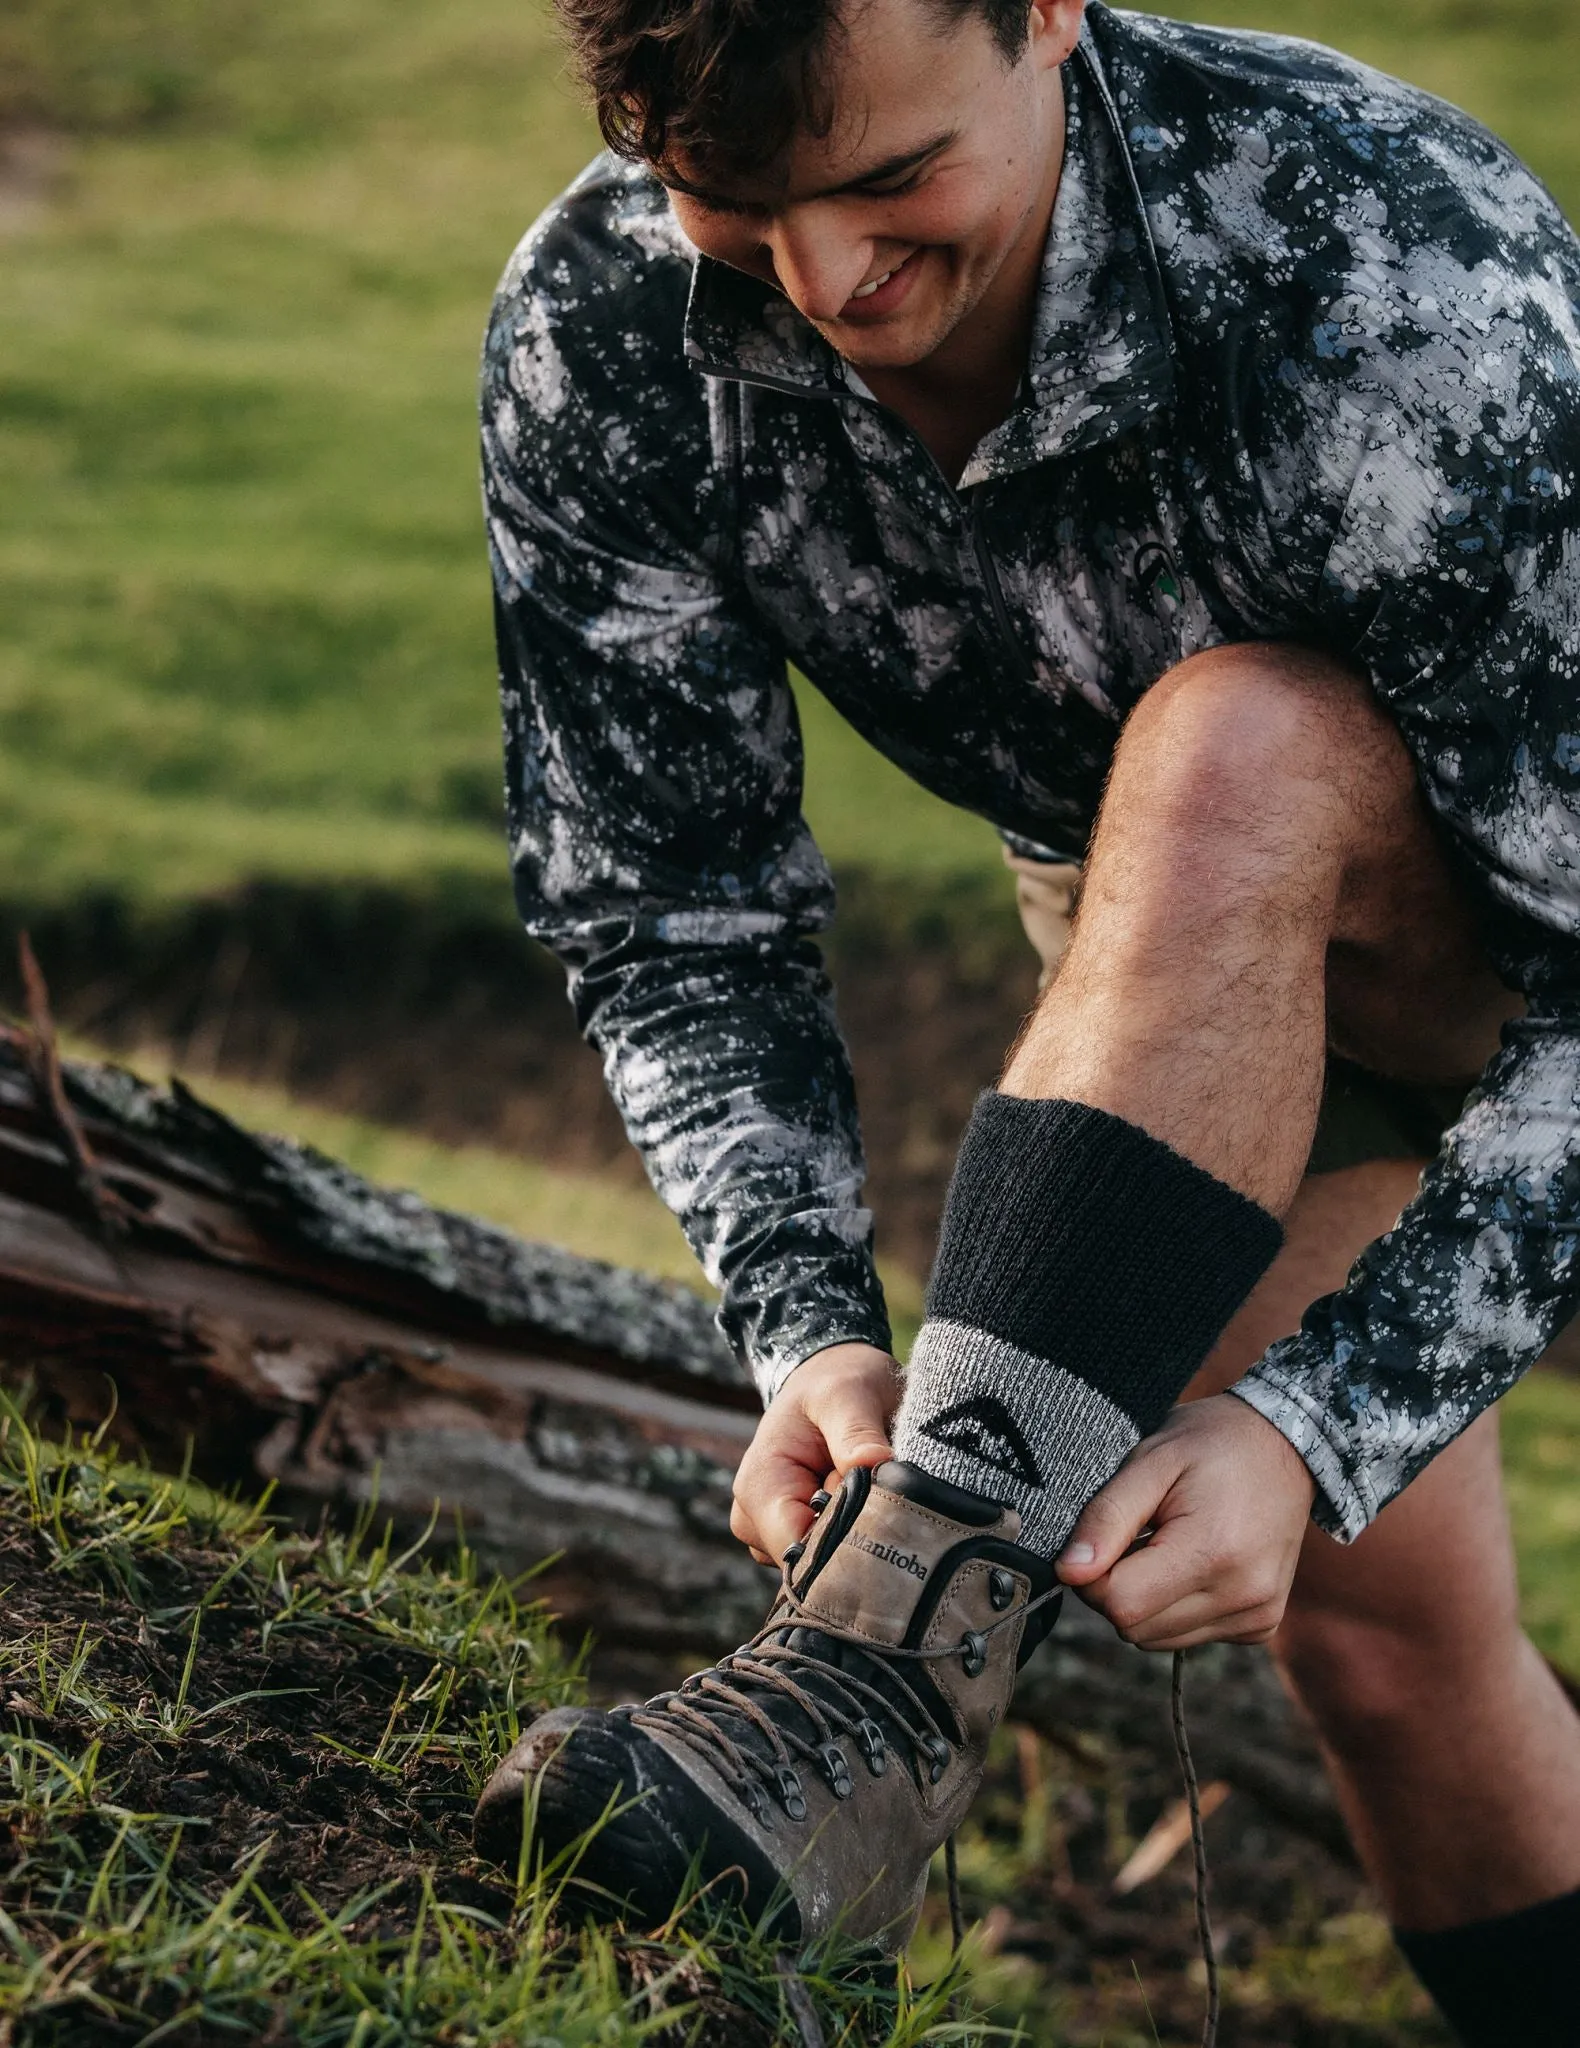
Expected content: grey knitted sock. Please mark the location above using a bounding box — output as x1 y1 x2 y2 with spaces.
891 1093 1283 1556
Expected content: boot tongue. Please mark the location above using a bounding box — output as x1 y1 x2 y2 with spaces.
792 1468 1018 1648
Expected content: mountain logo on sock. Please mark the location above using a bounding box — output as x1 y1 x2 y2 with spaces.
919 1396 1042 1487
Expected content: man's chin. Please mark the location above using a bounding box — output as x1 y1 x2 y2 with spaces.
816 313 955 375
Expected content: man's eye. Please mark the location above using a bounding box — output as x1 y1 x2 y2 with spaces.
861 171 925 198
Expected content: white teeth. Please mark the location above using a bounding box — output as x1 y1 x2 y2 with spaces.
850 267 895 301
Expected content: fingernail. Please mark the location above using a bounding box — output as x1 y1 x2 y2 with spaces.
1061 1542 1096 1566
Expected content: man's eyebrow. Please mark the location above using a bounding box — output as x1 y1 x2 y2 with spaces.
662 132 956 211
829 133 957 193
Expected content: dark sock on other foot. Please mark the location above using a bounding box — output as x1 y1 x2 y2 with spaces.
892 1092 1284 1554
1395 1887 1580 2047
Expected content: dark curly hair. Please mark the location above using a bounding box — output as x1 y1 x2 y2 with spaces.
557 0 1034 176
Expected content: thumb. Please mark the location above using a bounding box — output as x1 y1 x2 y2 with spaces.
1056 1444 1177 1586
810 1376 897 1476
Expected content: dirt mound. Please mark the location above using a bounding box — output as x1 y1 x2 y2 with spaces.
0 1400 955 2046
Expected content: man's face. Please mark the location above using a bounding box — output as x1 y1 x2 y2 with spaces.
663 0 1081 375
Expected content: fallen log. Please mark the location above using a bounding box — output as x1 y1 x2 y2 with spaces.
0 1020 771 1649
0 1020 1348 1848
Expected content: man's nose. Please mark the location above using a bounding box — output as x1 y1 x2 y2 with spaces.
767 209 871 322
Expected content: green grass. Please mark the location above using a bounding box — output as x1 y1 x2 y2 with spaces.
1502 1368 1580 1673
3 0 1579 920
0 1390 975 2045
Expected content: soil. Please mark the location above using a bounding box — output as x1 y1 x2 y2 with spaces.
0 1514 504 1939
951 1730 1445 2046
0 1497 794 2048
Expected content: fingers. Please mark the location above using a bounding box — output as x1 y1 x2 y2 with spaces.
1055 1396 1312 1648
729 1345 901 1566
1088 1532 1289 1647
1056 1441 1181 1587
726 1343 903 1566
730 1442 821 1563
805 1368 898 1477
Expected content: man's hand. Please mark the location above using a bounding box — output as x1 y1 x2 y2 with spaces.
730 1342 902 1565
1056 1395 1316 1649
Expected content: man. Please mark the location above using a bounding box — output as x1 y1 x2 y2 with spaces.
472 2 1580 2037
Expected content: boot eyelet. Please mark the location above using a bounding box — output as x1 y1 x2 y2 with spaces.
782 1539 806 1569
988 1568 1016 1611
809 1488 832 1513
919 1733 951 1784
961 1630 988 1678
773 1765 807 1820
741 1780 769 1822
854 1718 888 1776
816 1743 853 1799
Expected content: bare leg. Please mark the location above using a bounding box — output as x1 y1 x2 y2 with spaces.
1191 1162 1580 1928
1001 644 1519 1209
998 643 1580 1927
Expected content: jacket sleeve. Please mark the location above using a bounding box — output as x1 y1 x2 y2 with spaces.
483 203 891 1400
1231 233 1580 1537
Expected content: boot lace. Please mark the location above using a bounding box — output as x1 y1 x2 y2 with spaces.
615 1558 1059 1825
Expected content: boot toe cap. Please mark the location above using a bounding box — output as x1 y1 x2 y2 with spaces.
473 1706 599 1869
474 1707 798 1938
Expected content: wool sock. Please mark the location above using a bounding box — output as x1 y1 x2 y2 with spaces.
1395 1888 1580 2047
890 1092 1284 1556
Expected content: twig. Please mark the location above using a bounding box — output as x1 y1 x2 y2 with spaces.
773 1954 827 2048
16 932 133 1243
1171 1650 1220 2048
1112 1780 1230 1894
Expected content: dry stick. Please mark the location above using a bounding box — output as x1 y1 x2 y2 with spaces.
16 932 133 1245
944 1830 965 1952
1112 1779 1231 1895
772 1953 827 2048
1171 1649 1220 2048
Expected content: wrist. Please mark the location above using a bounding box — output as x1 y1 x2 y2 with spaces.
774 1339 899 1399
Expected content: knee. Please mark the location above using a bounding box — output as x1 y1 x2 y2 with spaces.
1115 642 1409 860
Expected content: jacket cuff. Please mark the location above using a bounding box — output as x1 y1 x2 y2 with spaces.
748 1302 893 1406
1228 1350 1380 1543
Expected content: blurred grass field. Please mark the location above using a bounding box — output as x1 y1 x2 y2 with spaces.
4 0 1579 919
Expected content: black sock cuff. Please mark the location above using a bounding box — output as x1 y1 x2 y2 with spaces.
1395 1887 1580 2047
925 1093 1283 1435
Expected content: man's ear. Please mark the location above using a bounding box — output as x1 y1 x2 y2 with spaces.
1027 0 1085 71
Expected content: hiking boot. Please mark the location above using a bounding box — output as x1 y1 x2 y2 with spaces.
473 1458 1060 1949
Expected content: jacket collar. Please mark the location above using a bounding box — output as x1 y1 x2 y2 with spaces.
681 15 1177 480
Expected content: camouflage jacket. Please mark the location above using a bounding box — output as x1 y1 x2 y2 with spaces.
483 4 1580 1539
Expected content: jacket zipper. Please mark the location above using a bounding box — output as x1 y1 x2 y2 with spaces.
968 491 1035 687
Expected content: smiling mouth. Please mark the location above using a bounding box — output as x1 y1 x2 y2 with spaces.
841 247 922 311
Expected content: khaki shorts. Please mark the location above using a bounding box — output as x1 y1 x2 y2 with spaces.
1003 847 1467 1174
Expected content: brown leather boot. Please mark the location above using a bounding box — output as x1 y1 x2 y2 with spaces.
474 1459 1059 1950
